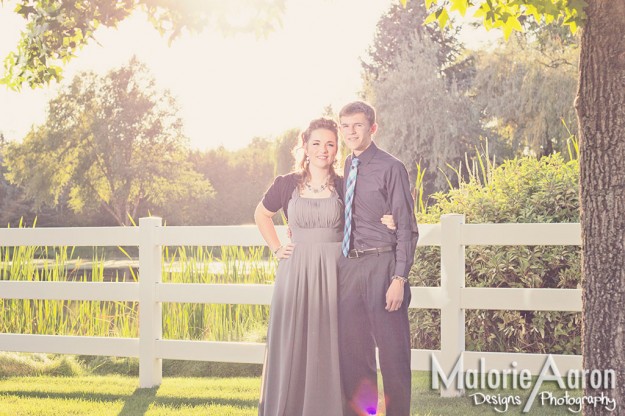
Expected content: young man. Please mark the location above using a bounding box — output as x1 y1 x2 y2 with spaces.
338 101 419 416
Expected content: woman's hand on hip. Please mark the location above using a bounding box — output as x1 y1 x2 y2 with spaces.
275 243 295 259
381 214 396 231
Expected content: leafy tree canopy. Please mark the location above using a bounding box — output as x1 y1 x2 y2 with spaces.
190 138 275 225
1 0 284 89
415 0 586 39
471 34 579 156
365 33 482 194
363 0 464 82
364 1 481 194
3 57 213 225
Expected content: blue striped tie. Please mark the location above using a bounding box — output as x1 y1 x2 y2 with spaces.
342 157 360 257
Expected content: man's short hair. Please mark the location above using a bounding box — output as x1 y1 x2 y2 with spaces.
339 101 376 126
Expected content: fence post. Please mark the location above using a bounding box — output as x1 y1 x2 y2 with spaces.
139 216 163 388
439 214 465 397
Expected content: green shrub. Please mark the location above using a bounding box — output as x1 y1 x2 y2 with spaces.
410 152 580 354
78 356 262 378
0 352 44 377
162 360 262 378
0 353 261 378
0 352 82 377
46 355 83 376
79 355 139 376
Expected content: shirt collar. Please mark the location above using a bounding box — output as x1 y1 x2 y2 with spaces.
349 141 377 166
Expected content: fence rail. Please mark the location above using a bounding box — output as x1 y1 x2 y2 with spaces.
0 215 582 393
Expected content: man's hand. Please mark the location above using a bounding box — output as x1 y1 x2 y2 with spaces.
385 279 405 312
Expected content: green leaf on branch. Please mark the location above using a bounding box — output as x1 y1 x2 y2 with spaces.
2 0 285 90
524 4 542 21
417 0 587 40
437 8 450 29
450 0 470 16
502 15 523 40
424 10 438 25
564 19 578 34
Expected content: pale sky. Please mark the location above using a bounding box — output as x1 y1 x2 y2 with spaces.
0 0 497 151
0 0 391 150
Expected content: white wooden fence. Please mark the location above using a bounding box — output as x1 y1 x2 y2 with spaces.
0 214 582 392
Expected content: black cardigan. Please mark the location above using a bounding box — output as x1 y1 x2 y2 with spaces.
261 172 344 221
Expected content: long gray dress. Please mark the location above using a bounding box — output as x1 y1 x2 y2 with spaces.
259 187 344 416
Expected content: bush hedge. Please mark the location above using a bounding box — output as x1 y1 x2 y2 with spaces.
409 152 581 354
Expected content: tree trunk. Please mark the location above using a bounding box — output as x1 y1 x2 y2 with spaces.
577 1 625 413
100 200 125 226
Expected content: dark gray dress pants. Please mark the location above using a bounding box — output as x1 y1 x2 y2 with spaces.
338 251 412 416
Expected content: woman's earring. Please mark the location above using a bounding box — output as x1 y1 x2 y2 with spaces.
306 156 310 164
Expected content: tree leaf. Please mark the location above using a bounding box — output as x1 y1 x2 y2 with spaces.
450 0 469 16
424 11 438 25
502 15 523 40
437 8 450 29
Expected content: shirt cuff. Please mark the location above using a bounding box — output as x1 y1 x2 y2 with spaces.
394 262 408 279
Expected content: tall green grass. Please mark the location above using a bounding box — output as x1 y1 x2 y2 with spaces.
1 241 275 342
161 246 273 341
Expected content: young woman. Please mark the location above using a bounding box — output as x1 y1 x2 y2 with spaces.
255 117 394 416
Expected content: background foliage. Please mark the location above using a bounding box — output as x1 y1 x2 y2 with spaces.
471 33 579 156
0 0 586 361
410 148 581 354
1 0 285 89
3 58 213 226
363 1 481 195
187 138 276 225
0 0 582 227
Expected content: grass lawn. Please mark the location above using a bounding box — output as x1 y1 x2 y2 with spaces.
0 372 584 415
